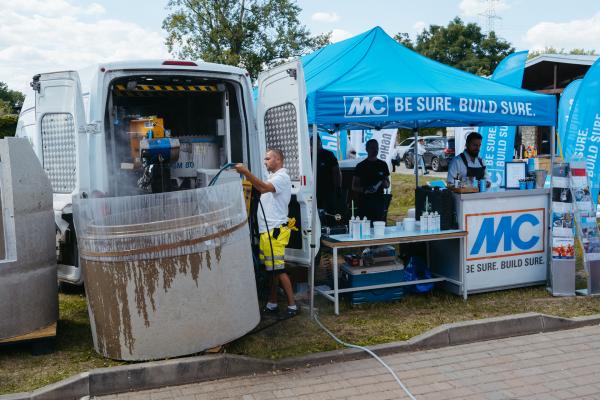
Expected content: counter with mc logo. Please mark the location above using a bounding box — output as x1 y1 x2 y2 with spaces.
454 188 549 293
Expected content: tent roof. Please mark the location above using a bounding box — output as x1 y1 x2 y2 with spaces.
301 27 557 129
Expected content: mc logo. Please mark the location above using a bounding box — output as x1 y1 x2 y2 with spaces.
344 95 389 117
466 209 545 261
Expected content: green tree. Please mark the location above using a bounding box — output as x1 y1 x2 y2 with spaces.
0 82 24 137
395 17 514 76
0 82 25 115
528 46 597 59
163 0 330 80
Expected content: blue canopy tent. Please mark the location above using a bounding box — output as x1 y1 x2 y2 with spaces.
301 26 556 130
303 27 558 315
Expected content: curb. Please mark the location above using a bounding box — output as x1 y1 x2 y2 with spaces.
4 312 600 399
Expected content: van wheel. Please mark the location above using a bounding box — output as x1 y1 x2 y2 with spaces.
431 157 441 172
404 158 413 169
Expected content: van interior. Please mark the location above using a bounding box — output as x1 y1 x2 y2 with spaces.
105 75 248 196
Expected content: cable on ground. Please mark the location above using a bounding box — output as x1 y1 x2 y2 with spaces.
313 313 417 400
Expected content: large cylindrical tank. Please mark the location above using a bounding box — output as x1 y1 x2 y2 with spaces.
74 180 259 360
0 138 57 341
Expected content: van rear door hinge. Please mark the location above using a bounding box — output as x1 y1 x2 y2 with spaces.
31 74 41 92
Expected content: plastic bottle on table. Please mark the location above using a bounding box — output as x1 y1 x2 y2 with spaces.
420 213 428 233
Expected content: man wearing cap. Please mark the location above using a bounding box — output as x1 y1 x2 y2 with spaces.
447 132 490 187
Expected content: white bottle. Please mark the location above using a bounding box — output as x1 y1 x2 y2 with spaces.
350 217 360 240
362 217 370 237
427 212 433 232
433 212 440 231
420 213 428 233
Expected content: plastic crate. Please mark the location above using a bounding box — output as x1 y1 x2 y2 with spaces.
341 264 404 305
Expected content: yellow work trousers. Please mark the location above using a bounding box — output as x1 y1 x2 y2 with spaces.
259 226 291 271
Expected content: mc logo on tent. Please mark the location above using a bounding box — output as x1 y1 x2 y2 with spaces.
343 95 389 117
465 208 545 261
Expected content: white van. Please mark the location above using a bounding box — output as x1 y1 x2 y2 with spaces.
16 59 316 284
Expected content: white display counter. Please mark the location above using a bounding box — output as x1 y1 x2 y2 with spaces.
453 188 550 293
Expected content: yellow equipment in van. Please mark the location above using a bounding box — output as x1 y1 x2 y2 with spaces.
129 117 165 166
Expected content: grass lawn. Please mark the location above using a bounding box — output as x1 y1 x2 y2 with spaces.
1 172 598 394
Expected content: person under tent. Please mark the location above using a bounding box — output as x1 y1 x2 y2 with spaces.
447 132 490 187
352 139 390 223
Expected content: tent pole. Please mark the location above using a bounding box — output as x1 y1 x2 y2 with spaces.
550 125 556 166
310 124 318 318
336 127 342 159
413 128 419 187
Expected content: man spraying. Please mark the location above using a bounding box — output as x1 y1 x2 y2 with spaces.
234 149 298 318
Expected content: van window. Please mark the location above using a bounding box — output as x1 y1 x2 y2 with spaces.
399 138 413 146
263 103 300 181
41 113 77 193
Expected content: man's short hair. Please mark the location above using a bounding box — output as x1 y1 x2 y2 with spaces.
466 132 483 145
365 139 378 149
267 148 284 162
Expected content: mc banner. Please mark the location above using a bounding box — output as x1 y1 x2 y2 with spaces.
479 51 528 187
557 79 581 157
562 58 600 204
463 197 547 291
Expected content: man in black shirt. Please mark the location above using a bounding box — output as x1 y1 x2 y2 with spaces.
352 139 390 222
311 136 342 221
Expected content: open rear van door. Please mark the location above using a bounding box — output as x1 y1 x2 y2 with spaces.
256 60 318 266
33 71 89 200
33 71 89 284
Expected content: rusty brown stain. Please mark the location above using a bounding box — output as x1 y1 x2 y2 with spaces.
82 221 240 359
215 245 222 263
190 254 200 286
204 250 212 270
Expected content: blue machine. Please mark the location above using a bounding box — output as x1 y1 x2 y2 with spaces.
139 138 180 163
341 264 404 305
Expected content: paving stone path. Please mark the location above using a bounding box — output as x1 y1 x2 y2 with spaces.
96 325 600 400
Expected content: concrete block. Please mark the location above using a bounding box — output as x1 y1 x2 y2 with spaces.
448 313 543 345
223 354 274 377
126 355 226 393
88 365 131 397
406 325 450 350
89 355 226 397
30 372 89 400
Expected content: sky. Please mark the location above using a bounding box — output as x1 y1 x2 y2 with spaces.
2 0 600 92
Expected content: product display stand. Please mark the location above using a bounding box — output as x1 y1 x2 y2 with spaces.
568 161 600 296
549 163 575 296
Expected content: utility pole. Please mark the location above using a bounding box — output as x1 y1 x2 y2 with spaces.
478 0 501 34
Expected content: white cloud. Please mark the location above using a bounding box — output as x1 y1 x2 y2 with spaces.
413 21 427 33
311 12 341 23
459 0 509 17
330 29 352 43
1 0 105 17
524 12 600 52
0 0 169 92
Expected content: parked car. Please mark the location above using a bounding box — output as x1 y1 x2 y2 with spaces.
393 137 417 165
404 136 455 172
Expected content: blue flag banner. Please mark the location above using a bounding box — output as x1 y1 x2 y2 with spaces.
479 51 529 187
563 58 600 204
557 79 582 157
